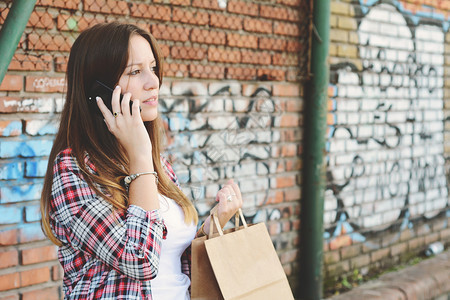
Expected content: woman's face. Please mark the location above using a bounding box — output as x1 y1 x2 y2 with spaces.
118 34 159 122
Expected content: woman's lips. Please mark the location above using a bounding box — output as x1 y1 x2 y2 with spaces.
143 97 158 106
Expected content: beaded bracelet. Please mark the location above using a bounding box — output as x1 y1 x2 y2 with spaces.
124 171 158 191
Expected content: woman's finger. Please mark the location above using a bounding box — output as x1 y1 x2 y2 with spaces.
96 96 115 126
121 92 132 116
111 85 122 116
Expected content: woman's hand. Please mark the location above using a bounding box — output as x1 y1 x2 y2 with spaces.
96 86 152 162
212 179 243 230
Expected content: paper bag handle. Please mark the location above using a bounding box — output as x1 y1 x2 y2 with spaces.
209 205 248 237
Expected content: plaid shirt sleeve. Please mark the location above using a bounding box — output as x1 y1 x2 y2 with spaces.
161 155 192 279
51 149 167 281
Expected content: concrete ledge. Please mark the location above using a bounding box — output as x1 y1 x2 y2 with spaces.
328 250 450 300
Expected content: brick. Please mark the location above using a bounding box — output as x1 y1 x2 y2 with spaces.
164 62 189 78
275 176 295 188
273 53 298 66
280 144 297 157
371 248 390 262
55 56 68 73
0 295 19 300
130 3 170 20
210 13 242 30
151 24 190 42
326 260 350 276
0 229 18 246
8 53 52 71
0 250 18 269
257 68 285 81
83 0 129 15
227 0 258 16
273 84 300 97
338 45 358 58
0 120 22 136
241 50 271 65
192 0 222 10
331 1 351 15
25 76 66 93
0 97 53 113
22 245 57 265
37 0 80 10
340 244 361 260
19 224 46 243
208 47 241 63
243 18 272 34
190 64 225 79
226 67 256 81
170 46 206 60
274 21 300 37
20 267 50 287
191 28 226 45
172 7 209 25
27 10 54 29
284 187 300 201
52 265 63 281
27 33 72 52
350 254 370 268
158 44 170 59
391 242 408 256
330 29 348 42
338 16 357 30
57 14 105 32
259 37 287 51
277 0 301 6
286 40 303 52
260 5 300 22
0 206 22 223
22 287 59 300
0 75 23 92
0 273 20 291
324 250 341 264
280 114 299 127
227 33 258 49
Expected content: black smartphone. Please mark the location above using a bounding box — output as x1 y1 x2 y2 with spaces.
88 80 133 115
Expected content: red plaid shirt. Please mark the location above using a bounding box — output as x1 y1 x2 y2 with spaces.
49 148 191 299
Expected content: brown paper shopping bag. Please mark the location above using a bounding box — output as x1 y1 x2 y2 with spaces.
191 233 223 300
193 206 294 300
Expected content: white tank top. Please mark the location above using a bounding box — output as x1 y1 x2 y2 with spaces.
151 194 197 300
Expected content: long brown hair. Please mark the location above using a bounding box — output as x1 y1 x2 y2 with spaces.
41 22 197 246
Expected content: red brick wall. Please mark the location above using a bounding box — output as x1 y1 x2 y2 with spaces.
0 0 309 298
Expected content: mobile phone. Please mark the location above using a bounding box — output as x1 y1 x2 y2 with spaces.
88 80 134 115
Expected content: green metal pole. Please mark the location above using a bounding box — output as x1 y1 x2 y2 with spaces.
298 0 330 299
0 0 37 84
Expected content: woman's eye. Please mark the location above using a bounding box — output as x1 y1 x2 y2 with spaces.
129 69 140 75
150 66 157 73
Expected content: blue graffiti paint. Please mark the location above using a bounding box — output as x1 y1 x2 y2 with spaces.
25 205 41 222
359 0 450 31
0 183 43 203
0 162 23 180
0 206 22 224
0 139 53 158
2 121 22 136
25 160 47 177
36 123 58 135
19 222 45 243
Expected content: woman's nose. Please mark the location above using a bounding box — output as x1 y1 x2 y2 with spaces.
144 69 159 90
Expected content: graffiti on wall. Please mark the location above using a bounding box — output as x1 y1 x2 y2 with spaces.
325 1 449 248
159 83 285 224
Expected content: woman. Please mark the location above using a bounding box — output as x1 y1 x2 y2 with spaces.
40 22 243 299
